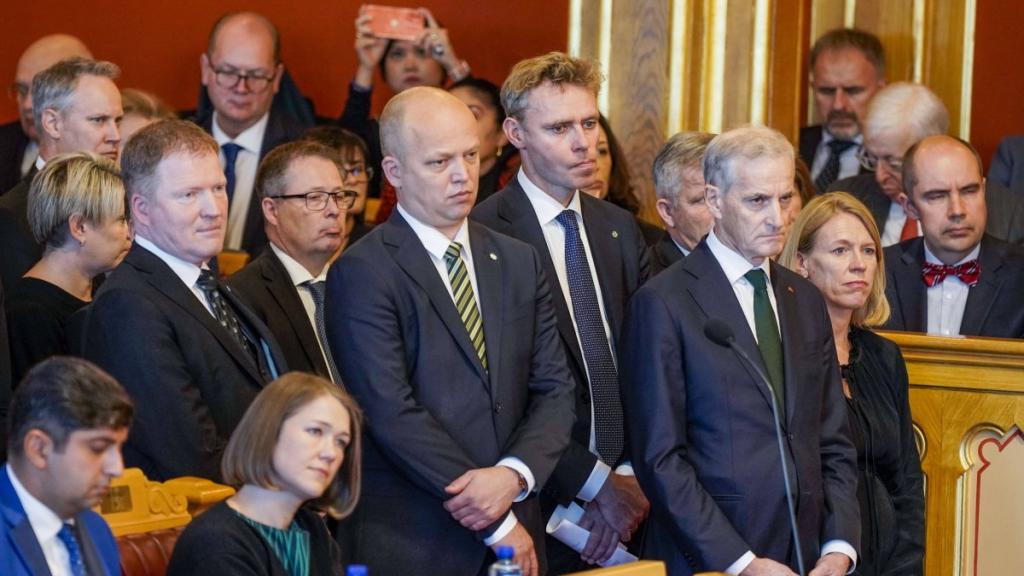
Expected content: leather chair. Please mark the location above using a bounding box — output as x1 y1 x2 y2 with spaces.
118 528 185 576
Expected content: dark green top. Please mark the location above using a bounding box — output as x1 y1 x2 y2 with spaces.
235 511 311 576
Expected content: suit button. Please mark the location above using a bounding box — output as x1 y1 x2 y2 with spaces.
494 402 503 414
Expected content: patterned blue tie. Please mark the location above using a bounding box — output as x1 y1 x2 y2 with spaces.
57 523 86 576
221 142 243 204
304 280 342 384
556 210 624 465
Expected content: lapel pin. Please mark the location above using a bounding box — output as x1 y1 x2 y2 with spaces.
611 230 619 238
787 286 795 294
489 252 498 260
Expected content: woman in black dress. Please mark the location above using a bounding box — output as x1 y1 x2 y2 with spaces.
6 152 130 383
779 192 924 575
168 372 363 576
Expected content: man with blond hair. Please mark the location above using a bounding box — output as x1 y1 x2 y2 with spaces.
473 52 650 572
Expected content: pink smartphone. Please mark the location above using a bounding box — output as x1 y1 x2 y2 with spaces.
364 5 425 42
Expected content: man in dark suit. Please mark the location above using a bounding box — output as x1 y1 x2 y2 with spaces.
621 126 860 576
800 28 885 192
328 87 575 576
0 357 132 576
193 11 310 256
987 134 1024 194
650 131 716 275
472 52 650 572
1 35 92 194
884 135 1024 338
82 119 286 482
229 140 352 382
0 57 122 290
829 82 1024 247
0 278 11 459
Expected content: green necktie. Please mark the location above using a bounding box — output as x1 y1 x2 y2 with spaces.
744 269 784 411
444 242 487 371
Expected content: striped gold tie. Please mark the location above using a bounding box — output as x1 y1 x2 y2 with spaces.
444 242 487 370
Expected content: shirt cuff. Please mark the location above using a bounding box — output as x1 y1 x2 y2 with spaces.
614 462 634 476
577 460 612 502
725 551 755 575
482 512 518 546
497 457 534 501
348 81 372 94
821 540 858 573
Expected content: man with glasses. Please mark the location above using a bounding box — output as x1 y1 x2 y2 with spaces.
1 35 92 194
829 82 1024 246
194 11 308 256
229 140 353 382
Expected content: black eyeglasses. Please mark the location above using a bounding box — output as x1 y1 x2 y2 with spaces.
340 165 374 182
209 64 277 93
270 190 358 211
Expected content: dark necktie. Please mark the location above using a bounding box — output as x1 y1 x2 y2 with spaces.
196 269 255 359
556 210 624 465
57 523 86 576
922 260 981 287
744 269 785 411
304 280 342 384
221 142 243 204
443 242 488 370
814 139 857 192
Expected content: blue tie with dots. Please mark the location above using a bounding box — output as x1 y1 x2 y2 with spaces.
221 142 243 204
304 280 343 384
556 209 624 465
57 523 86 576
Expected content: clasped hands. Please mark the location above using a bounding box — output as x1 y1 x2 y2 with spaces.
578 472 650 565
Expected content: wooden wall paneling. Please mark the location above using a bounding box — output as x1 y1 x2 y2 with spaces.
573 0 604 62
685 0 707 131
920 0 975 138
853 1 917 81
721 0 755 130
768 0 813 144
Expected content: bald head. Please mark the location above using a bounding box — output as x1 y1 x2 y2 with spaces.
15 34 92 139
380 87 476 161
207 11 280 62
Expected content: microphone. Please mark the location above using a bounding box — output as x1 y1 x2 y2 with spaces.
703 319 806 576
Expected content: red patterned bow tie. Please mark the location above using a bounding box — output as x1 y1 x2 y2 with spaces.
922 260 981 287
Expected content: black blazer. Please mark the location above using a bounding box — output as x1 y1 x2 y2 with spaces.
327 212 575 576
472 180 650 504
227 246 331 379
649 231 686 276
0 121 29 195
82 243 287 481
619 240 860 575
0 168 41 290
191 110 309 256
829 173 1024 245
0 278 11 460
883 235 1024 337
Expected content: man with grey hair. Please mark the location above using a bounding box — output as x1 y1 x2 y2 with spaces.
1 34 92 193
0 57 122 289
622 125 860 576
829 81 1024 247
650 131 715 274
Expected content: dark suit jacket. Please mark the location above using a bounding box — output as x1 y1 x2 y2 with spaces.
650 231 687 276
0 278 11 461
0 168 41 290
191 110 309 256
227 246 331 379
829 173 1024 245
883 235 1024 337
327 212 575 576
82 243 287 481
798 125 869 183
619 240 860 575
988 134 1024 193
0 121 29 195
472 181 649 506
0 466 119 576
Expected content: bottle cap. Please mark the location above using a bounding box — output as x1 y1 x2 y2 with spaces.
497 546 515 560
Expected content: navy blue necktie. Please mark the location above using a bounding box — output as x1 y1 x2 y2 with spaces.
556 209 624 465
221 142 243 204
305 280 343 384
57 523 86 576
814 139 856 192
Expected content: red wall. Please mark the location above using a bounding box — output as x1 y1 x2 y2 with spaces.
0 1 569 123
972 0 1024 169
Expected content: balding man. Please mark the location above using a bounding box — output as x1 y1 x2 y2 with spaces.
327 87 574 576
193 11 309 256
0 34 91 193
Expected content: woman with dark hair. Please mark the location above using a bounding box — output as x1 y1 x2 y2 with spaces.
302 126 375 248
449 77 520 203
167 372 363 576
583 115 663 245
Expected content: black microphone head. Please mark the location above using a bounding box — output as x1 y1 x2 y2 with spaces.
704 318 736 347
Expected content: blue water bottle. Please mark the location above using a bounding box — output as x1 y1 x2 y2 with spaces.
488 546 523 575
346 565 368 576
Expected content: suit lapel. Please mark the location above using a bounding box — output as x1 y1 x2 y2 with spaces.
1 470 53 576
961 236 1003 335
261 251 328 374
580 195 625 340
771 264 800 426
895 241 927 331
383 214 489 384
470 223 503 392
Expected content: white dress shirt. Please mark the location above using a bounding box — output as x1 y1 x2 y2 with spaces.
880 201 918 247
396 203 533 545
134 235 213 317
6 464 74 576
810 130 862 183
706 230 857 575
925 243 980 336
21 140 38 178
269 243 334 378
673 237 691 257
212 112 269 250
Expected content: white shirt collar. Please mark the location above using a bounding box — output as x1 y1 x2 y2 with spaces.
517 170 582 224
34 155 46 171
6 464 65 540
211 111 270 155
396 203 471 260
706 229 771 286
671 237 691 257
133 235 205 289
924 242 981 266
270 242 327 287
820 129 863 147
